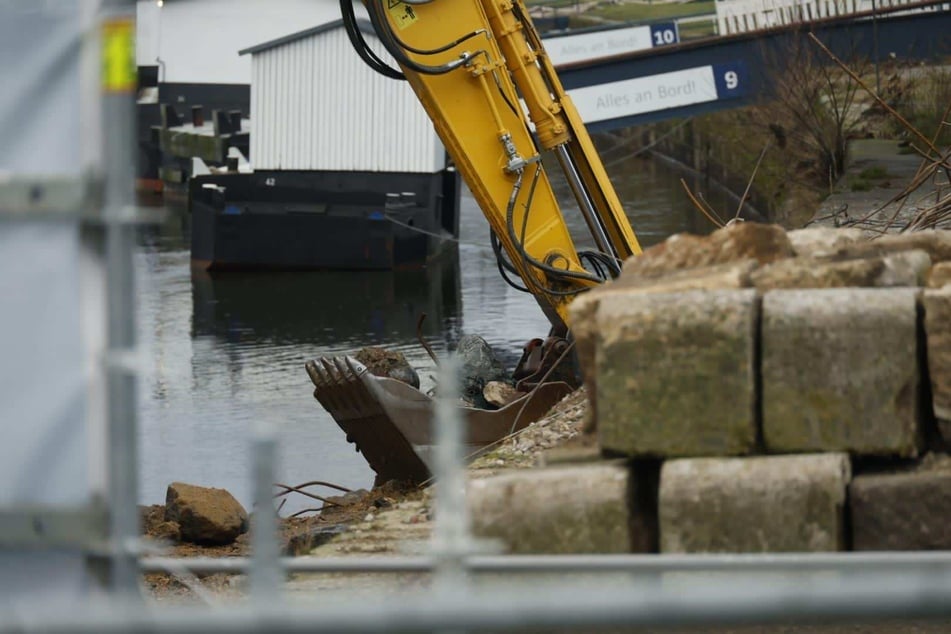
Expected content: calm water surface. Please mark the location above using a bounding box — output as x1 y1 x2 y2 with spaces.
136 148 723 513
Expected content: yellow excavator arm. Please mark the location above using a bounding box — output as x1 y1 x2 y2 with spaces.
346 0 642 335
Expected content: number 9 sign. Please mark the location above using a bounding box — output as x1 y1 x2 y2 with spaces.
714 62 747 98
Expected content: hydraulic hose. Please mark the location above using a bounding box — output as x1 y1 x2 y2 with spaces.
339 0 405 80
367 0 474 76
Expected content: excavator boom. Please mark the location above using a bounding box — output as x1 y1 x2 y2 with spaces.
352 0 641 334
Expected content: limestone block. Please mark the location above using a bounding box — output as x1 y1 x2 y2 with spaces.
596 289 758 457
827 230 951 263
659 453 850 553
786 227 867 257
751 250 931 290
468 462 648 554
569 261 755 427
923 287 951 442
927 261 951 288
851 457 951 550
621 222 793 278
762 288 920 456
165 482 249 545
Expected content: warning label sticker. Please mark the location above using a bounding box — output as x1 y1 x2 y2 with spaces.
387 1 419 30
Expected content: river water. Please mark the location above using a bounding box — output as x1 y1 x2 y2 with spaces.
136 146 724 514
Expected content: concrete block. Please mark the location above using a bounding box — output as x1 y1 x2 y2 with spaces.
468 462 651 554
751 250 930 291
660 453 850 553
851 457 951 550
596 289 758 457
569 260 755 428
927 261 951 288
923 287 951 443
823 230 951 264
786 227 867 257
762 288 920 456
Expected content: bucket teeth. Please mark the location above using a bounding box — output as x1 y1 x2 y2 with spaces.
307 355 381 420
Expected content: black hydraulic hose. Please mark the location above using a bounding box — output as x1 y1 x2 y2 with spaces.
382 18 487 57
339 0 405 80
367 0 473 76
505 166 603 296
491 231 531 293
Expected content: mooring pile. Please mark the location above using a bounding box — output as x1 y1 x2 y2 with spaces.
469 222 951 553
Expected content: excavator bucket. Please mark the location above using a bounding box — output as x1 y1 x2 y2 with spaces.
305 356 573 485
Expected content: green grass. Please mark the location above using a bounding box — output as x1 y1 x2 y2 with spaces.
587 0 716 22
525 0 716 23
858 166 889 180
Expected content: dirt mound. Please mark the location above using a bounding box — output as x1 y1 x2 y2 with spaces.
354 347 420 388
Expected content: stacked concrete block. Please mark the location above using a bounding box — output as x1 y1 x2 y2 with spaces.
569 260 755 432
468 462 652 554
922 286 951 443
481 227 951 557
762 288 920 457
659 453 850 553
595 289 758 457
850 457 951 550
751 250 931 290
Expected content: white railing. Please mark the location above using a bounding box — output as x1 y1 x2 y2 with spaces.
716 0 950 35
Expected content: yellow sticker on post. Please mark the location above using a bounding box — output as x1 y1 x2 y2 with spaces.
387 0 419 30
102 18 136 93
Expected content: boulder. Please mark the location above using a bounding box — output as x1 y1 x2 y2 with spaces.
786 227 867 257
354 347 420 389
927 261 951 288
568 260 756 431
762 288 920 457
595 289 758 457
456 334 508 408
468 462 652 553
922 287 951 442
659 453 851 553
165 482 249 545
483 380 519 408
751 250 931 290
850 456 951 550
621 222 793 278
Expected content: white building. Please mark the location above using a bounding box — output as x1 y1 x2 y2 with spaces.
239 18 444 174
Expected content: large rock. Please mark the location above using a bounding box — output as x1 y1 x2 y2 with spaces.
850 456 951 550
922 287 951 443
660 453 850 553
165 482 249 545
468 462 651 554
621 222 793 278
569 261 756 429
762 288 920 456
928 261 951 288
751 250 931 290
595 289 758 457
456 334 508 408
786 227 867 257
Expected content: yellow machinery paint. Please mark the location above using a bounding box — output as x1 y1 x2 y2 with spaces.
366 0 642 334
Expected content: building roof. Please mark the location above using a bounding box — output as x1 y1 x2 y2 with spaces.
238 18 375 56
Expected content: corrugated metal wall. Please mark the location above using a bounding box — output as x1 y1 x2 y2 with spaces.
250 26 444 173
